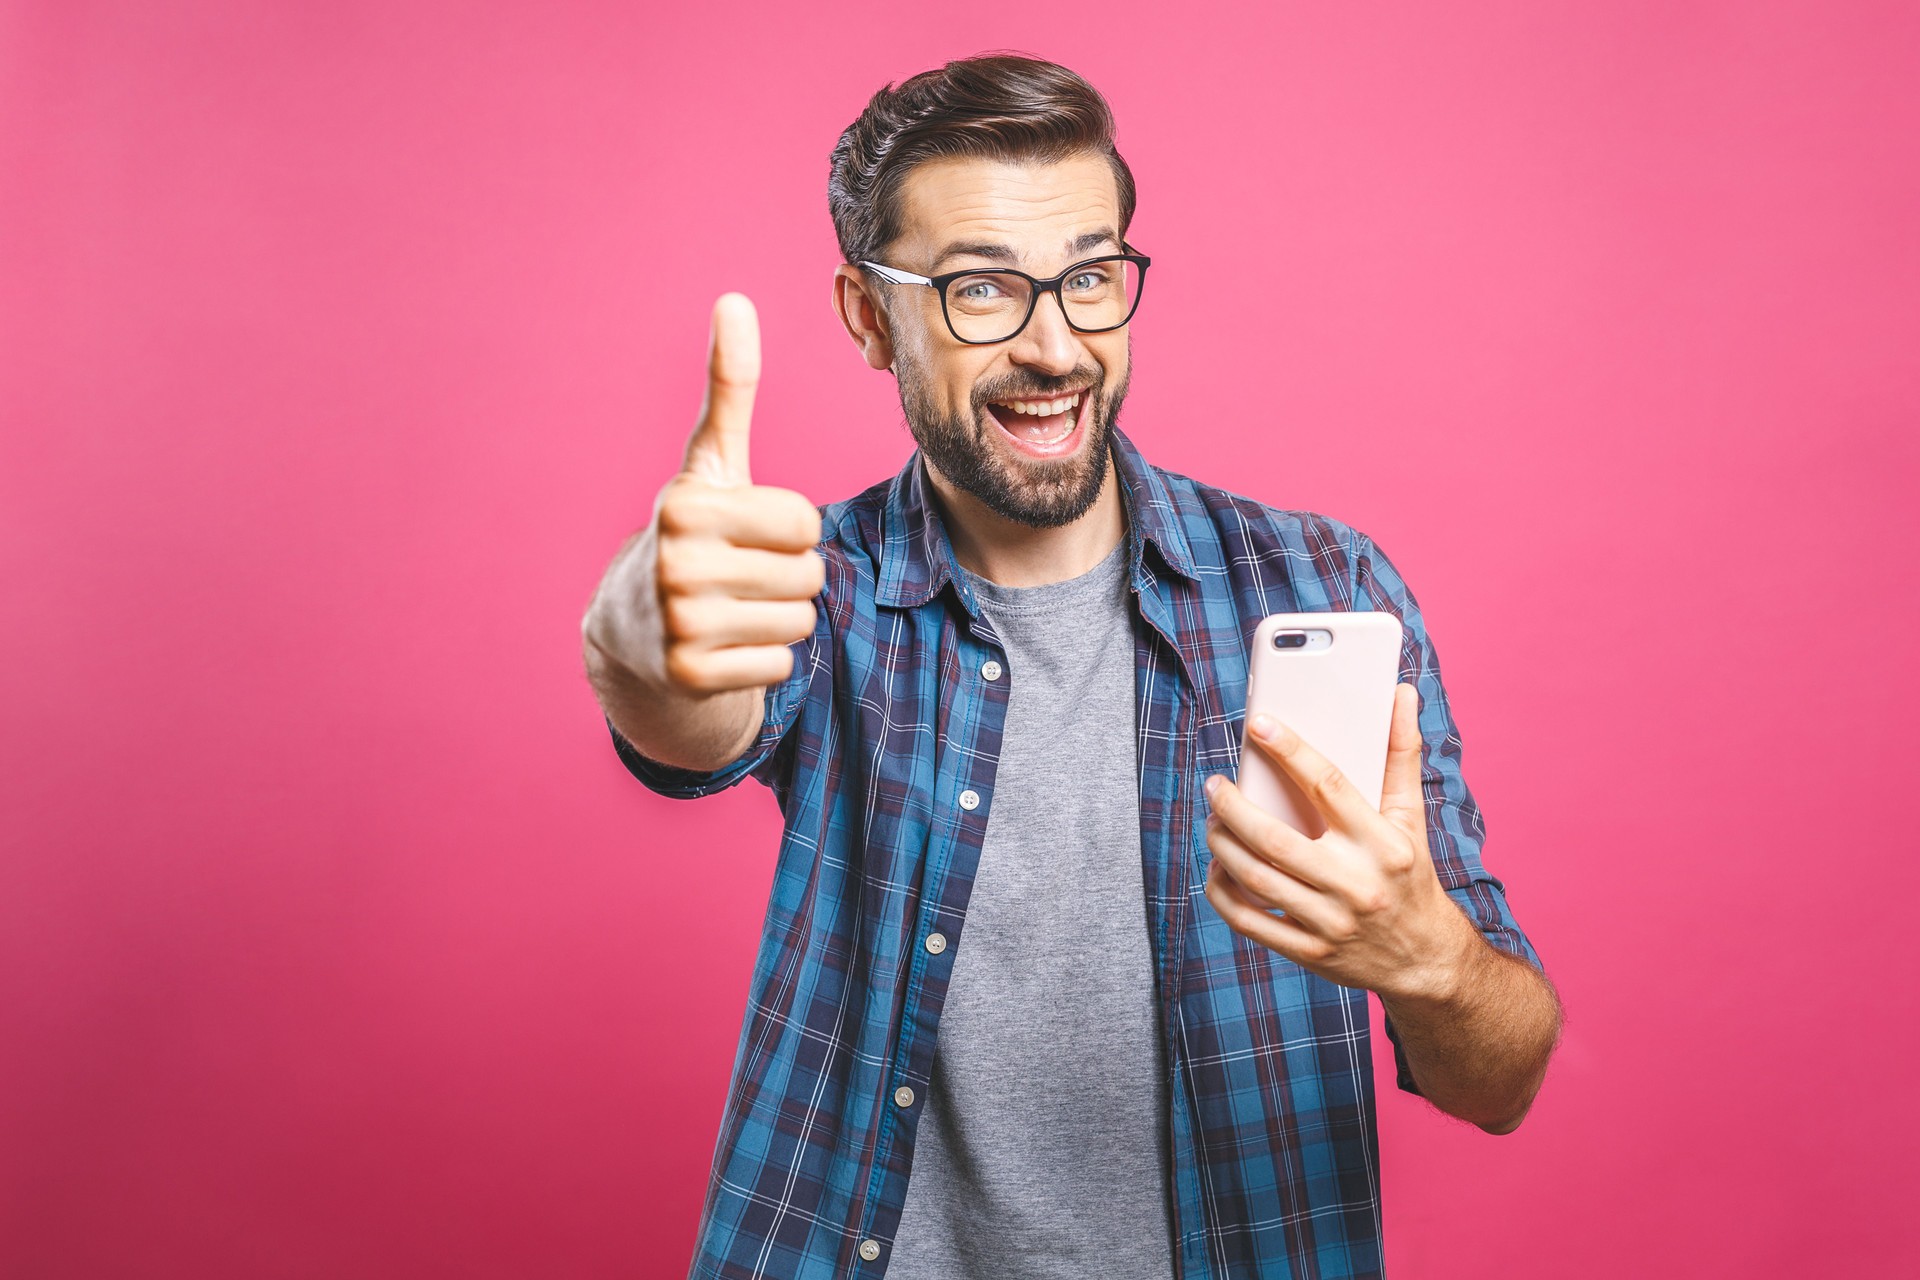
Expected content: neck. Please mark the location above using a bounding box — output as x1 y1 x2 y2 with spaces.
923 451 1126 588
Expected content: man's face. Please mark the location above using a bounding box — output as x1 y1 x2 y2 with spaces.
879 153 1132 529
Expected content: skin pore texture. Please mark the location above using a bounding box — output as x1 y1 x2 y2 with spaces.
832 153 1133 588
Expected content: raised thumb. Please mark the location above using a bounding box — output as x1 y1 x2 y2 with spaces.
684 292 760 485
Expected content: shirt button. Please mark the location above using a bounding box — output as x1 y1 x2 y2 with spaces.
859 1239 881 1262
958 789 980 811
925 932 947 955
981 659 1003 681
894 1085 915 1108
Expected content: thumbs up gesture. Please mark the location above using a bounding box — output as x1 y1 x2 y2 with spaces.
651 293 825 692
584 294 825 719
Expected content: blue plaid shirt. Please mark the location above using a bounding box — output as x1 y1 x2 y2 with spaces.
613 427 1545 1280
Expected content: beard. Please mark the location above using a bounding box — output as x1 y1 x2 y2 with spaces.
893 343 1131 529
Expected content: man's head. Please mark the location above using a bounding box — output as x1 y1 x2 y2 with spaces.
828 55 1141 529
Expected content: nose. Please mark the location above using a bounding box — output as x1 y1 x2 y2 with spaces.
1007 288 1082 376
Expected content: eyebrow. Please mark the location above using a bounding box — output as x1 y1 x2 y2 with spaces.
930 228 1121 273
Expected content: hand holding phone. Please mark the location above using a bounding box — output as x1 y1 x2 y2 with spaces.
1207 610 1482 1001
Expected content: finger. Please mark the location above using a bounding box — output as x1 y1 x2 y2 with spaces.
664 642 797 695
711 486 822 552
1244 713 1380 838
1204 862 1331 967
659 544 826 602
1378 682 1428 841
659 482 823 552
1203 775 1341 892
663 596 816 649
1204 815 1348 937
683 292 761 487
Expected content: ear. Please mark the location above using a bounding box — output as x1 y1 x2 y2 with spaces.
831 265 896 371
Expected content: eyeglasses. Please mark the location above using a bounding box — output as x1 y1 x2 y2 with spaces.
858 244 1151 345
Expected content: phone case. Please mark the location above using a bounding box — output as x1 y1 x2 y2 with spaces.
1237 612 1405 838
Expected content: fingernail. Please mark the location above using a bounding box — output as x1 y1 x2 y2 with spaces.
1250 713 1276 741
1204 774 1221 797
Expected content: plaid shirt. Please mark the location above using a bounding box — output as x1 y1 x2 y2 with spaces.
612 426 1544 1280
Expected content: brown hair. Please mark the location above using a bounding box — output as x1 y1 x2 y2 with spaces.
827 53 1137 267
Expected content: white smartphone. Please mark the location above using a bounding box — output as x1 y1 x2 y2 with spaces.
1237 612 1405 837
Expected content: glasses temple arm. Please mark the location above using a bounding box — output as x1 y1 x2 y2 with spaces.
857 261 934 287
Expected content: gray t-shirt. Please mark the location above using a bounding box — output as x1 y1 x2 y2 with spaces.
887 538 1177 1278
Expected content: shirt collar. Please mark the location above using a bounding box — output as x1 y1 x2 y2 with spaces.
875 425 1198 611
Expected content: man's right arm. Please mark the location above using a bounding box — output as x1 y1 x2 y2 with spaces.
579 293 824 775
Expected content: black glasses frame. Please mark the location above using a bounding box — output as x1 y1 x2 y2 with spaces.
859 243 1151 345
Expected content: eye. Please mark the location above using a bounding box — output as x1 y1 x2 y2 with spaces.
954 278 1008 301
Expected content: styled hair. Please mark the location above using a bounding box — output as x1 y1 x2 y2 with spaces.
827 53 1137 267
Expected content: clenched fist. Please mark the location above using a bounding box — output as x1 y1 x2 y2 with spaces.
583 294 825 762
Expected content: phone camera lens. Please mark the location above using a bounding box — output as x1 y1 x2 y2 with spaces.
1273 631 1308 649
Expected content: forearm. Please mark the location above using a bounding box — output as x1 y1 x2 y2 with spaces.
1377 916 1563 1134
584 633 763 772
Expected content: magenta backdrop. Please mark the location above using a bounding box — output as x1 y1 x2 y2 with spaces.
4 2 1916 1276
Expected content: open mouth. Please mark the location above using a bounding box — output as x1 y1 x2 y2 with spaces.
984 387 1090 454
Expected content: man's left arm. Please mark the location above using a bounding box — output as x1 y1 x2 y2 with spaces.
1202 681 1563 1134
1374 906 1563 1133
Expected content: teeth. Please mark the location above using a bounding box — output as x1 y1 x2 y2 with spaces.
998 392 1082 416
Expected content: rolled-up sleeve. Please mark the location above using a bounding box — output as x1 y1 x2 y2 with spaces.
1350 529 1546 1095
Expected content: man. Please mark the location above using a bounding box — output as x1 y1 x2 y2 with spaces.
582 54 1561 1280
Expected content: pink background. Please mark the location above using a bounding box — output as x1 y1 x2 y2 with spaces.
4 2 1916 1276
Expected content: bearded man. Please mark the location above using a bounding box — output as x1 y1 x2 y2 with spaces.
582 53 1561 1280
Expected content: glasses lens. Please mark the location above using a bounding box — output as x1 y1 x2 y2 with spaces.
1060 258 1140 333
940 260 1143 342
943 271 1033 343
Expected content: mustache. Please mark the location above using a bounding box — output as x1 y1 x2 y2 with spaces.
973 370 1102 405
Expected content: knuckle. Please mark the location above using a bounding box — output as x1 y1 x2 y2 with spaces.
1357 886 1391 917
656 484 710 537
1212 855 1271 907
1311 764 1348 804
661 594 706 642
662 645 712 692
654 542 696 593
1243 866 1287 911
